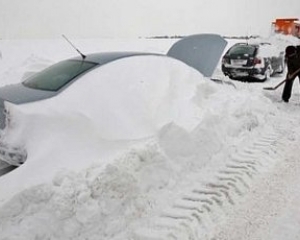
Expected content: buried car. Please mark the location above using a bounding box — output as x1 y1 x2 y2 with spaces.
0 52 162 167
0 34 227 167
221 42 285 81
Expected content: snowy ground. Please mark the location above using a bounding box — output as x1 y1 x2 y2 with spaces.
0 34 300 240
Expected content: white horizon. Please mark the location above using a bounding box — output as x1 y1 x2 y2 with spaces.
1 0 299 39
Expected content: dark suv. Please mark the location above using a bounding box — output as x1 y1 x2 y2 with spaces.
221 42 285 81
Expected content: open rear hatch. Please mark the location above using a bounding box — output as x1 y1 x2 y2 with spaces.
167 34 227 77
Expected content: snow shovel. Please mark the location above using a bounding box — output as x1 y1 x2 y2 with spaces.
263 67 300 91
263 79 287 90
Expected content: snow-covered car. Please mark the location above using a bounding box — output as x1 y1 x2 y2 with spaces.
0 34 227 167
221 42 285 81
0 52 166 166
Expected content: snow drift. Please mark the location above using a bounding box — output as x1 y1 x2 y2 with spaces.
0 35 299 239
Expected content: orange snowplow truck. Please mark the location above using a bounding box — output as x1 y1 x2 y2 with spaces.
271 18 300 38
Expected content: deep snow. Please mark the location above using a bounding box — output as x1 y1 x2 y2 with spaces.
0 35 300 240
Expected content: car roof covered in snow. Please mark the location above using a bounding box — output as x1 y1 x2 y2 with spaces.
70 52 165 65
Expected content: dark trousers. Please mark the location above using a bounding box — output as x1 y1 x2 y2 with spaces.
282 76 300 102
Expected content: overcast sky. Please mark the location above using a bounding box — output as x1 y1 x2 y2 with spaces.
0 0 300 39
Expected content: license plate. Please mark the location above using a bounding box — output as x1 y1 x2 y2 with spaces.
234 71 249 76
231 59 247 65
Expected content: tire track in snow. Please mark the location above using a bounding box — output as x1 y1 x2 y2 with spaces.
211 132 300 240
133 123 290 240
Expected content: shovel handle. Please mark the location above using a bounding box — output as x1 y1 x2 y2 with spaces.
273 79 287 90
263 67 300 91
263 79 287 90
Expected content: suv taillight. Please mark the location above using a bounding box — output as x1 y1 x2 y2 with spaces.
253 57 261 65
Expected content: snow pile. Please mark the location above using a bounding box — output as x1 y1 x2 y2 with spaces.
266 34 300 51
0 37 293 239
249 34 300 57
0 62 279 240
0 87 278 239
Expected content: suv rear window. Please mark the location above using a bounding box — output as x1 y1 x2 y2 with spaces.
23 60 97 91
228 45 256 55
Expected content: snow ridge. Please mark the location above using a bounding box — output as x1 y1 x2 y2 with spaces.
133 119 290 240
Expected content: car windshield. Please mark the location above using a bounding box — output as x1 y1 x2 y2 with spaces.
22 60 97 91
228 45 256 55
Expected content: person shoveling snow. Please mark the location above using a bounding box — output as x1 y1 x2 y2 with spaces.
263 45 300 97
281 45 300 102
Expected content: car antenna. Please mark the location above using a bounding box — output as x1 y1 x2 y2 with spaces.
62 34 86 59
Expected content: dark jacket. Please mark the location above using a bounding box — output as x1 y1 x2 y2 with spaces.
281 46 300 102
287 46 300 79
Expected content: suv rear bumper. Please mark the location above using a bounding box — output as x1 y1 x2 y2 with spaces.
222 65 265 80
